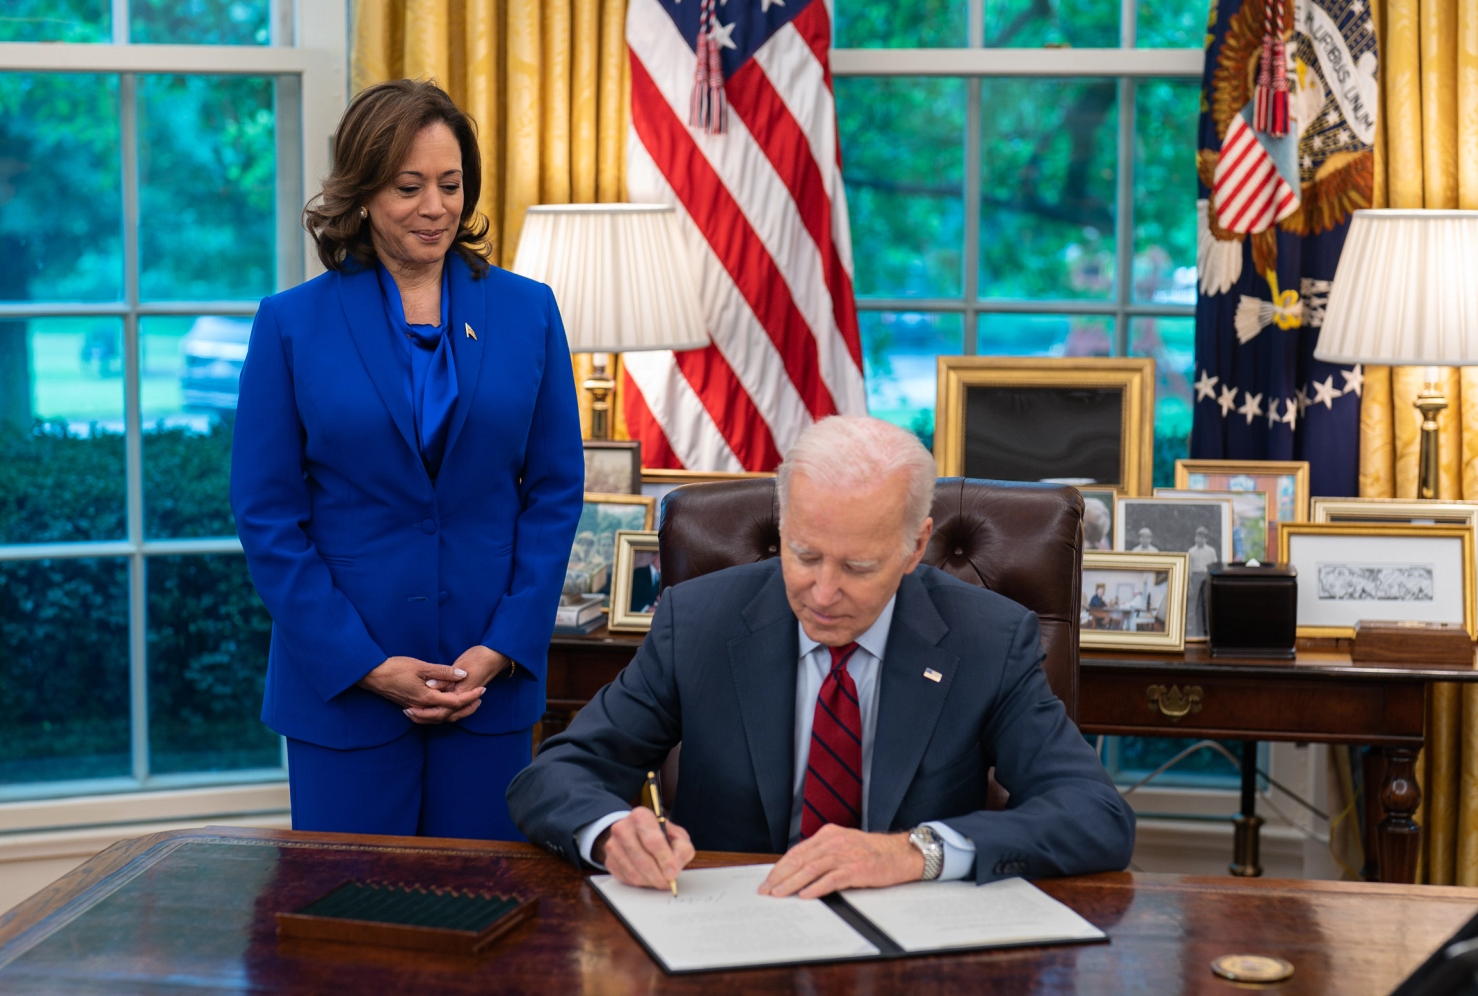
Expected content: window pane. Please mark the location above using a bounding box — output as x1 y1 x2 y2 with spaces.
1133 79 1199 306
0 72 122 303
1135 0 1205 48
837 77 965 298
984 0 1118 47
0 558 130 784
141 315 242 539
129 0 270 45
137 74 277 302
0 0 108 41
1104 735 1243 788
147 554 278 775
0 318 126 543
1131 315 1193 488
980 78 1118 301
861 310 964 448
978 312 1115 357
835 0 966 47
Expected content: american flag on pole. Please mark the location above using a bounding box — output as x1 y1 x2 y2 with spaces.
622 0 866 471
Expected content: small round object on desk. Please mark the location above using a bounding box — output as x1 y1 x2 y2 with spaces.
1210 954 1295 983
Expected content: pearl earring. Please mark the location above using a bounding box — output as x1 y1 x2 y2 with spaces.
358 206 368 220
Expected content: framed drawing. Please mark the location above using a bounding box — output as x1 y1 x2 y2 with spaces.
1078 486 1119 551
1115 496 1234 642
565 493 657 609
1080 551 1189 652
1155 488 1270 563
1310 498 1478 530
1278 522 1476 638
583 440 642 495
1173 460 1310 556
935 357 1155 495
608 530 662 633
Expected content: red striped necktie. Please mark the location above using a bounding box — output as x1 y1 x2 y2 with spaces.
800 642 863 838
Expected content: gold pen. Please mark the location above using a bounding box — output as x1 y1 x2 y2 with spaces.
644 769 678 897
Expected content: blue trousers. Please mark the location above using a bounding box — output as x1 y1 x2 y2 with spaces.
286 724 531 840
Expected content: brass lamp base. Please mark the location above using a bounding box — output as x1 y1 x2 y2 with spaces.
583 351 616 441
1415 377 1447 500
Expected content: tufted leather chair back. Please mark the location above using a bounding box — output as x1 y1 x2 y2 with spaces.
658 476 1084 719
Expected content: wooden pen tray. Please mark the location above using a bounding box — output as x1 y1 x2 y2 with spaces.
276 880 537 955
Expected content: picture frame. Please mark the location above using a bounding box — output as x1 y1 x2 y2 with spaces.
1078 486 1120 552
608 530 662 633
1155 488 1271 563
934 356 1155 495
1173 459 1310 557
583 440 643 495
1080 551 1189 652
1310 497 1478 530
565 493 658 609
1278 522 1476 638
640 469 774 514
1115 496 1235 642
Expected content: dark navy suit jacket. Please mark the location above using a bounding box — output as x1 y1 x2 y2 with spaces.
507 561 1136 883
230 254 584 749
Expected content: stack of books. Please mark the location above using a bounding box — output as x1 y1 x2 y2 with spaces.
554 593 605 634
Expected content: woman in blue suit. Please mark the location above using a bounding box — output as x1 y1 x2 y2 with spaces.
230 80 583 840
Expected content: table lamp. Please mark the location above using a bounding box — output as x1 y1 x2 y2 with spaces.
512 203 708 440
1317 209 1478 499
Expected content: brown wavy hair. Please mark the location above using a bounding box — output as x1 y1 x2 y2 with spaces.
304 78 491 277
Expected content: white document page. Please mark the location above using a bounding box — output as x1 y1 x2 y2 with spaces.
590 863 879 972
839 876 1105 953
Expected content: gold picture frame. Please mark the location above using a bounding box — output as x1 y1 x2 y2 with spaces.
640 469 775 509
608 530 662 633
935 356 1155 495
1310 497 1478 530
1278 522 1476 638
1080 551 1189 652
1173 459 1311 525
566 493 658 610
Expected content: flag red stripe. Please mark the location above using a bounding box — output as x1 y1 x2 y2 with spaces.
673 347 785 468
630 53 836 422
619 375 685 469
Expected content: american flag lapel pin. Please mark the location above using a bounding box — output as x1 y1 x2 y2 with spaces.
464 322 477 341
923 668 942 683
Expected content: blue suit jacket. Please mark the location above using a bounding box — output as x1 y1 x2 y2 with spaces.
507 561 1136 883
230 254 584 749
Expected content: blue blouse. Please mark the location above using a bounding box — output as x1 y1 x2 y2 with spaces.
375 263 458 477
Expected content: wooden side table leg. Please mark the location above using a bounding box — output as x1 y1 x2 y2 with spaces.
1376 747 1421 883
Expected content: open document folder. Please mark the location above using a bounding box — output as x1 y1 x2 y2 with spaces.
589 864 1106 974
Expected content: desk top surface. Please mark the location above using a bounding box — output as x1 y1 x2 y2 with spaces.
1 826 1474 994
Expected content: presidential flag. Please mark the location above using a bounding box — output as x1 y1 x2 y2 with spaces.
1193 0 1375 498
622 0 866 471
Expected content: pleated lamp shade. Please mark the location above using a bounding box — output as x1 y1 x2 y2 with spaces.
1317 209 1478 366
511 203 708 354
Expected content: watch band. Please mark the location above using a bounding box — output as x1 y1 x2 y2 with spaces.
908 825 944 880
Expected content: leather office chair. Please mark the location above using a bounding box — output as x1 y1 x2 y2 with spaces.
657 476 1084 719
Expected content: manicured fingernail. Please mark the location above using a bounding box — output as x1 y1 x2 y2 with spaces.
425 679 439 688
453 668 467 678
402 709 413 717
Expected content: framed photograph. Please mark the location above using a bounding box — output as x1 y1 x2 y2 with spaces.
1310 497 1478 530
565 493 658 609
1155 488 1270 563
1080 551 1189 652
584 440 642 495
1115 496 1234 642
608 530 662 633
935 356 1155 495
1078 486 1119 551
640 469 774 515
1173 459 1310 558
1279 523 1476 638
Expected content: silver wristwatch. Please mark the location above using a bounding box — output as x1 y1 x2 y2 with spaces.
908 825 944 880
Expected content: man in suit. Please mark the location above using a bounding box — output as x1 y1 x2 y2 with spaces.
507 416 1134 896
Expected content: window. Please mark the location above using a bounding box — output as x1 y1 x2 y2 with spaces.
0 1 344 801
834 0 1221 788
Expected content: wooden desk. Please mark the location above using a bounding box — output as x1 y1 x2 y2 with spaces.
2 826 1475 994
544 628 1478 884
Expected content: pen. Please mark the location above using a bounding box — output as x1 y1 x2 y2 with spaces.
644 769 678 897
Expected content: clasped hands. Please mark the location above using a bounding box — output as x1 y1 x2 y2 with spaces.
358 645 512 724
594 808 925 898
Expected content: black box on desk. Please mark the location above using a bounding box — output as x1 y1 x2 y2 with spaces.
1206 562 1297 658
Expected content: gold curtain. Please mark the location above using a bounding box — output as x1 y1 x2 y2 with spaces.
1360 0 1478 885
352 0 630 439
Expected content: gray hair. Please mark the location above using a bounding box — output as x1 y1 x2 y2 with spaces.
776 416 936 555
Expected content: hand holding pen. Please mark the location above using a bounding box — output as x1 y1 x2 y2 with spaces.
644 770 679 897
593 770 695 893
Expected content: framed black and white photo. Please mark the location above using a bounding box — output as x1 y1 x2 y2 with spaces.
565 493 657 610
608 530 662 633
1155 488 1270 563
1078 486 1119 551
934 357 1155 495
1080 551 1189 652
1174 458 1310 559
583 440 643 495
1278 522 1476 638
1115 496 1234 642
